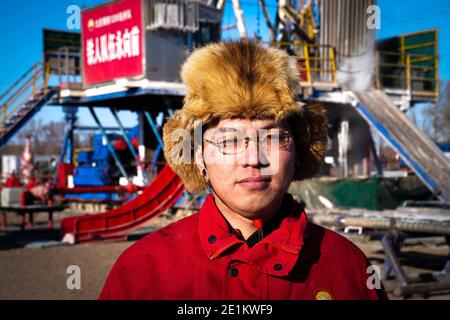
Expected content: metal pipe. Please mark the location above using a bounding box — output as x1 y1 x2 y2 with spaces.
53 185 141 194
394 281 450 297
59 131 69 164
60 107 77 164
231 0 248 38
150 144 162 173
259 0 275 40
144 111 164 146
110 109 139 160
66 125 73 164
187 32 193 52
381 233 409 286
368 130 383 176
75 126 133 131
88 107 129 180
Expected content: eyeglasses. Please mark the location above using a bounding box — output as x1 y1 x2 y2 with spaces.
203 129 293 155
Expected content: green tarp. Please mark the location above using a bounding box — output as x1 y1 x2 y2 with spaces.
289 175 435 210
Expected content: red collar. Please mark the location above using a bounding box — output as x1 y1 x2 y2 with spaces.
198 193 308 276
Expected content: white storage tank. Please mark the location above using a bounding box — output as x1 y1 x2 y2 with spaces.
1 155 21 183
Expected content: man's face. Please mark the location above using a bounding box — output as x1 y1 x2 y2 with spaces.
198 118 296 219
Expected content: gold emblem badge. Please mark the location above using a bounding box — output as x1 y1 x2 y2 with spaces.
314 290 334 300
88 19 95 31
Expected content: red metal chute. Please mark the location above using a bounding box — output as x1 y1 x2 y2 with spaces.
60 164 184 243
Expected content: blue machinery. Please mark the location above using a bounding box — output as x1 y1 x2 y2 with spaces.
111 109 139 163
88 107 129 180
58 106 169 201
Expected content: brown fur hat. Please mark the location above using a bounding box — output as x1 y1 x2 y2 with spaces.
162 39 328 193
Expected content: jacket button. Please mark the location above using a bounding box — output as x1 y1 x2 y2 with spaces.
229 267 239 277
208 235 217 244
274 263 283 271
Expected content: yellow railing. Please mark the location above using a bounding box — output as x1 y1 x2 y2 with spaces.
53 46 82 87
376 50 439 99
269 41 337 89
0 62 52 134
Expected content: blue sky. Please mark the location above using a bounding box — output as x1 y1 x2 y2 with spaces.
0 0 449 128
221 0 450 79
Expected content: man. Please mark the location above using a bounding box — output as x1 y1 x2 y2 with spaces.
99 40 387 300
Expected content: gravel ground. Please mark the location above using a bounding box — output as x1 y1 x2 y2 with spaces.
1 209 450 300
0 209 179 300
0 241 130 299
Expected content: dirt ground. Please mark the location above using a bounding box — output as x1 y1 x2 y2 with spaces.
1 209 450 300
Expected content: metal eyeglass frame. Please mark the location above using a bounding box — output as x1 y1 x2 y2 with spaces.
203 130 293 155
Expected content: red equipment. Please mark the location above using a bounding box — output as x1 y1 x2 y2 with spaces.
60 164 184 243
5 173 21 187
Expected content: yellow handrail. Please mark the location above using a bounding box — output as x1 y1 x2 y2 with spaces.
303 45 312 86
268 41 337 88
330 47 337 86
376 50 438 98
44 63 51 93
406 55 411 92
0 62 48 136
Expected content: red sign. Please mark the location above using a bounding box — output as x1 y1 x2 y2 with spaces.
82 0 144 86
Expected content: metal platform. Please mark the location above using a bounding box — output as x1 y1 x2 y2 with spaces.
309 205 450 297
53 79 186 109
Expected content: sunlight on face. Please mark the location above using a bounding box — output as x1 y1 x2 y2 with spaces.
199 118 296 219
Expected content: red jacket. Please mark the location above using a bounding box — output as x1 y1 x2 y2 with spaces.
100 193 388 300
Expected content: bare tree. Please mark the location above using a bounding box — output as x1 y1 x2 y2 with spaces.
16 120 66 155
427 80 450 143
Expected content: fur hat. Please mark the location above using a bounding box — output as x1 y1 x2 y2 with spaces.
162 40 328 193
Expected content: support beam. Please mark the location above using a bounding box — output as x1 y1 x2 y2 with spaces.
75 126 133 131
231 0 248 38
394 281 450 297
60 107 77 164
277 0 289 41
259 0 275 41
187 32 193 53
280 4 314 43
369 130 383 176
144 111 163 147
381 232 408 286
88 107 128 180
110 109 139 161
216 0 225 10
